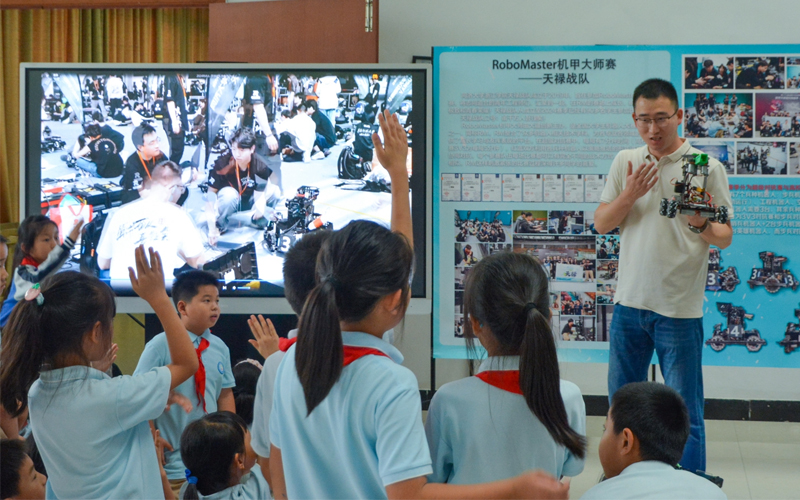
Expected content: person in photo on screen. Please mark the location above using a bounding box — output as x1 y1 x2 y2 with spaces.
163 73 190 164
275 102 317 163
593 78 733 475
120 123 168 204
240 74 284 197
69 121 125 178
97 161 207 280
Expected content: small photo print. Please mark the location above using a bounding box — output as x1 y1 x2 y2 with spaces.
596 305 614 342
455 210 513 243
559 291 595 317
691 141 735 175
486 243 513 256
455 266 472 290
548 210 585 235
596 235 619 260
736 142 787 175
684 93 753 138
597 283 617 305
735 57 785 89
514 235 597 282
685 56 733 89
790 143 800 175
755 93 800 138
788 65 800 89
455 243 484 267
455 290 464 315
558 316 598 342
454 315 465 338
597 260 619 284
512 210 548 234
550 292 561 320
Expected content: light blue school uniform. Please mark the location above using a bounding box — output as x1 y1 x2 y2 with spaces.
28 365 171 500
270 331 432 499
580 461 728 499
178 466 271 500
134 329 235 480
425 356 586 484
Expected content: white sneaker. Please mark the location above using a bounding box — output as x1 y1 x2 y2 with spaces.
311 151 325 160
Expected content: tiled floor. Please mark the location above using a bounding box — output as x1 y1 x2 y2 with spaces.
569 417 800 499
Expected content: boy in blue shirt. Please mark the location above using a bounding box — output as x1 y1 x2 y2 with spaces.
134 270 235 497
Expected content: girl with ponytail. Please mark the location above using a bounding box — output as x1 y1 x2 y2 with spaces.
0 246 199 500
425 251 587 484
268 111 569 500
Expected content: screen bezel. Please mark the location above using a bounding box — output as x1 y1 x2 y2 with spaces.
21 63 431 312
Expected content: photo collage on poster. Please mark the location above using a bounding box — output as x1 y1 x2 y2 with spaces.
453 209 619 343
684 55 800 175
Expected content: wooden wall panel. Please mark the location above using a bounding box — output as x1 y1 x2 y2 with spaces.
208 0 378 64
2 0 221 8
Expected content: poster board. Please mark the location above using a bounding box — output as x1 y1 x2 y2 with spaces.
433 44 800 368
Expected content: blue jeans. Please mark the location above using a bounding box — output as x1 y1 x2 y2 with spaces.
77 157 98 176
608 304 706 473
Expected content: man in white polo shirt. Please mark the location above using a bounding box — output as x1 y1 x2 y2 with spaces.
594 79 733 474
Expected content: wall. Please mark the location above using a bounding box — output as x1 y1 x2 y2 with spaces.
380 0 800 402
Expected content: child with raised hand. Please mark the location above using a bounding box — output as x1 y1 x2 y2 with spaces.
1 438 47 500
425 251 586 484
581 382 727 500
267 110 568 500
180 411 270 500
0 246 199 500
135 269 236 497
0 216 83 328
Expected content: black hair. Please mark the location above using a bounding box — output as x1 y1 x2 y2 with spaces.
296 220 413 414
181 411 248 500
610 382 690 466
83 121 102 137
171 270 221 309
1 439 28 498
304 99 318 112
13 215 58 270
632 78 679 111
702 59 714 68
463 252 586 459
133 122 157 150
229 128 256 149
283 230 334 315
0 234 8 246
0 272 116 416
232 361 261 426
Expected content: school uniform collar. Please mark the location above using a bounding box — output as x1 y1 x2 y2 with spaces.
38 365 109 383
476 356 520 374
188 329 212 347
618 460 677 477
341 331 404 364
643 139 691 164
287 328 298 340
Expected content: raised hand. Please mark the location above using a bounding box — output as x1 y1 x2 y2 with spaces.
622 160 658 202
248 314 280 359
68 217 85 242
91 343 118 373
164 390 193 414
129 245 168 304
372 109 409 182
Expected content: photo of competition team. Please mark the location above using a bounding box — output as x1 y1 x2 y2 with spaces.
683 93 753 138
736 142 787 175
454 210 512 242
735 57 785 89
755 93 800 138
684 57 734 89
691 141 735 175
37 71 416 290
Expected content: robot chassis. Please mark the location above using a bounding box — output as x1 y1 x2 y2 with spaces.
659 153 729 224
706 302 767 352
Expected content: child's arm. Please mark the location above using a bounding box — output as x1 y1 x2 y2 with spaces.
373 109 412 248
269 445 288 500
129 245 198 389
248 315 280 360
217 388 235 413
13 219 84 301
386 472 568 500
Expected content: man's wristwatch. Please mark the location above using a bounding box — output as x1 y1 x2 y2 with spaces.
688 219 710 234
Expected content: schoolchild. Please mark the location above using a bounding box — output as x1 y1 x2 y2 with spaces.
1 438 47 500
268 111 568 500
233 359 263 427
134 269 236 496
180 412 270 500
426 251 586 484
0 216 83 329
581 382 727 499
0 246 199 499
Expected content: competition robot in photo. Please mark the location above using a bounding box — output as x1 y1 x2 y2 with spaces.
593 79 733 475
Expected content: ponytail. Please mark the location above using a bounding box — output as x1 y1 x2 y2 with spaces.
463 252 586 460
0 272 115 417
295 220 413 415
180 412 246 498
519 307 586 459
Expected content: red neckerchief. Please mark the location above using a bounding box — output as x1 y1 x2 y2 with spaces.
194 338 210 412
475 370 523 395
20 256 41 268
278 337 390 366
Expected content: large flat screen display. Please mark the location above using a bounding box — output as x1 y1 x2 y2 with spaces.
22 65 428 298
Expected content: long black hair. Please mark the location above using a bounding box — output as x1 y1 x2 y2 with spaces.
232 361 261 426
463 252 586 459
181 411 248 500
0 272 116 417
296 220 413 414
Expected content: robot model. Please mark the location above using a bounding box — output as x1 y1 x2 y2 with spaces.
659 153 729 223
747 251 798 294
706 248 739 292
263 186 333 254
706 302 767 352
778 305 800 354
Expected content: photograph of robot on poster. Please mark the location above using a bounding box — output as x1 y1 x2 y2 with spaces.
38 71 415 292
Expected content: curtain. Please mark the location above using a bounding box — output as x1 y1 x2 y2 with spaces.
0 8 209 224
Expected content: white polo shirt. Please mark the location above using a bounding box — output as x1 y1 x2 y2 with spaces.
425 356 586 484
600 140 733 318
580 461 728 499
270 331 432 499
28 365 171 500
